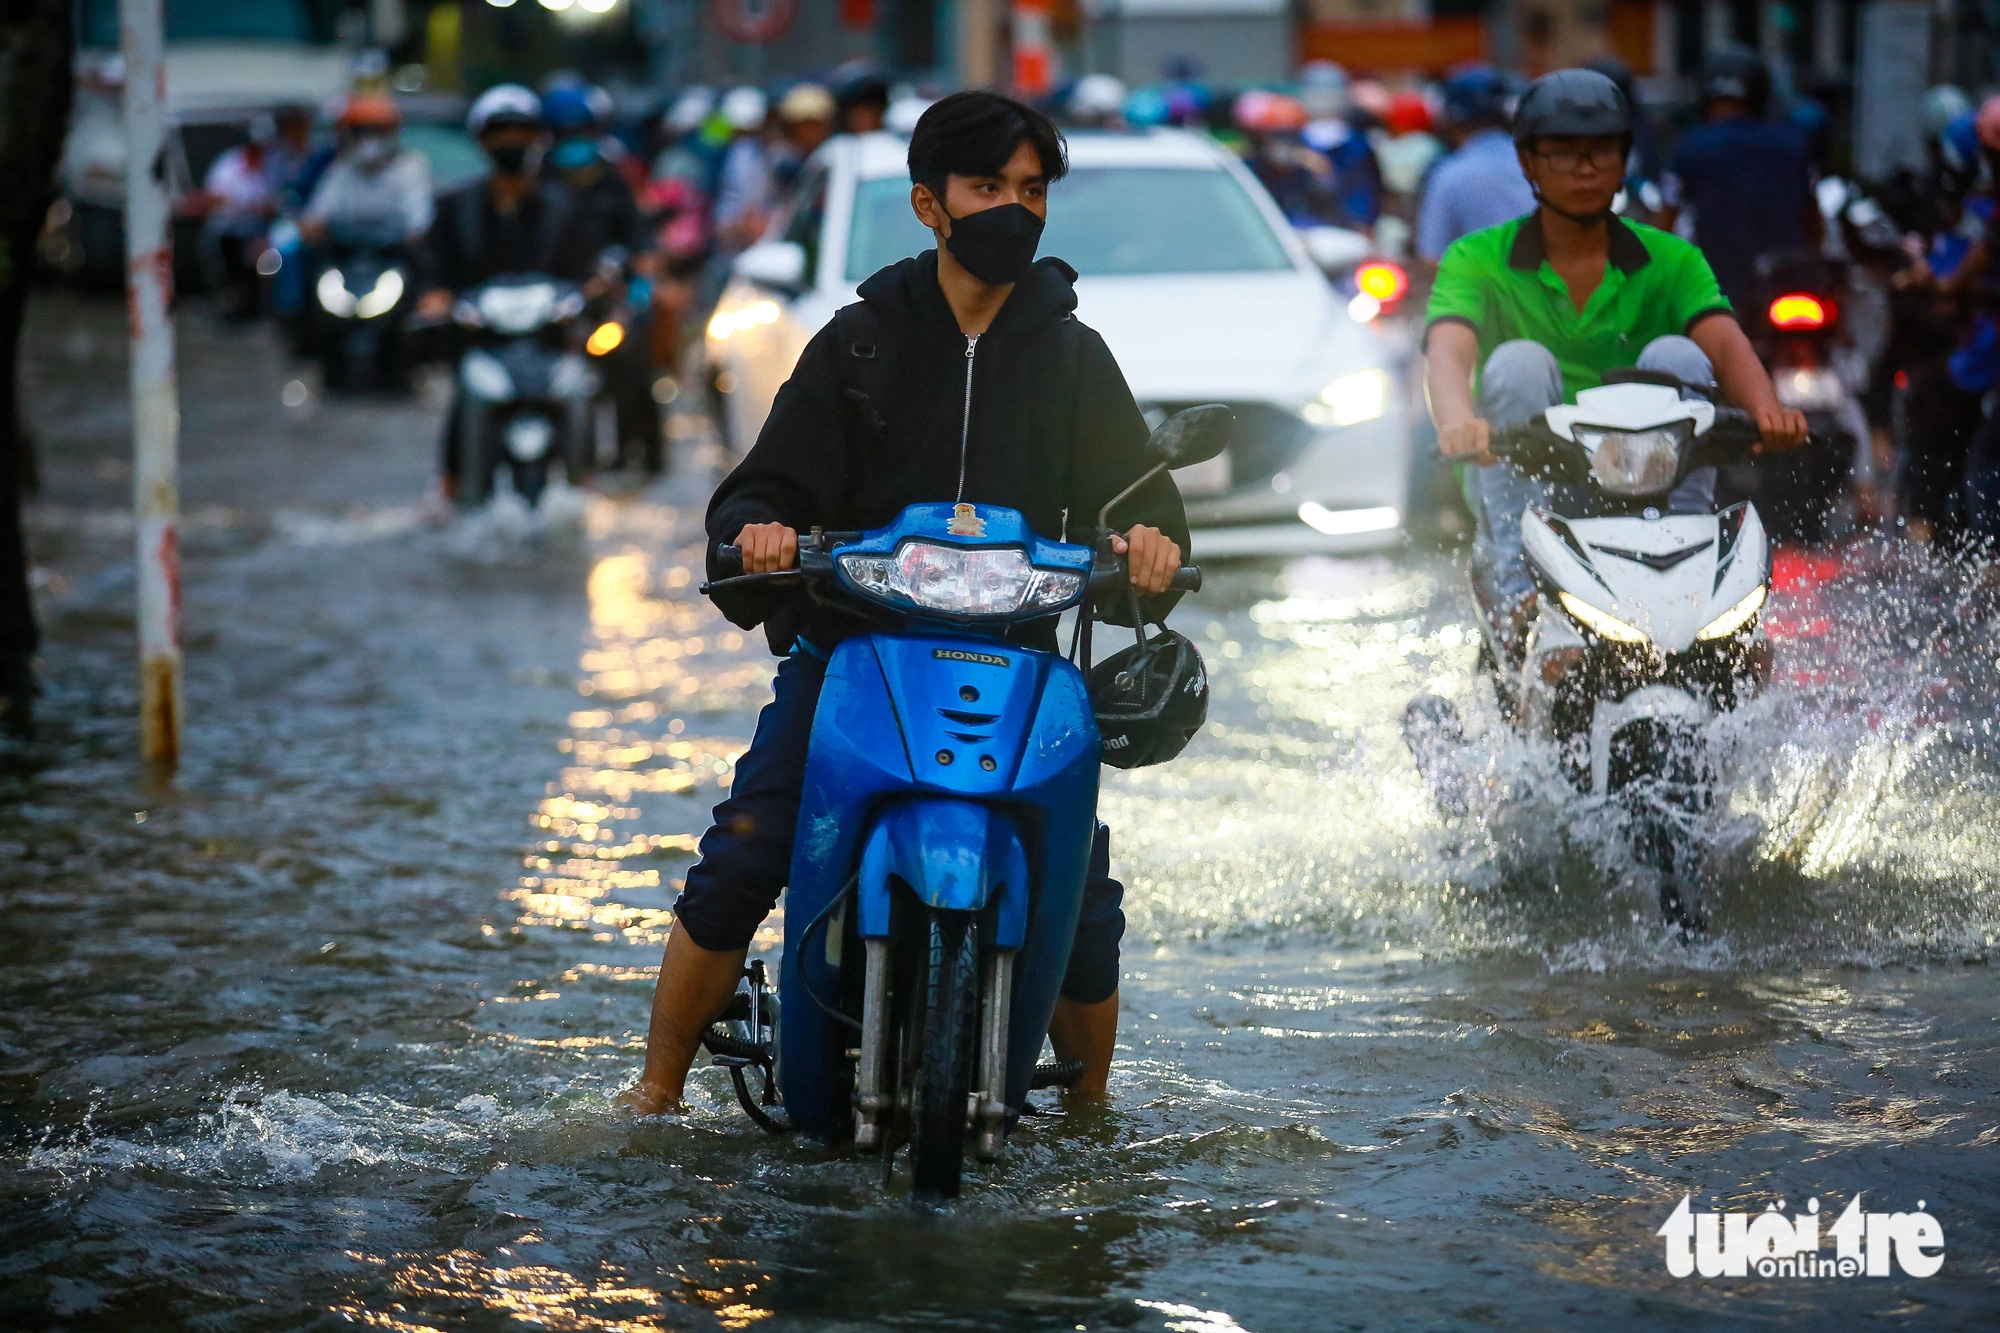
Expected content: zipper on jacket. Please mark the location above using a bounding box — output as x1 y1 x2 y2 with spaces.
956 334 979 501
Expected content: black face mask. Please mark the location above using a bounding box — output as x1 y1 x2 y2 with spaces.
941 202 1044 286
488 143 530 175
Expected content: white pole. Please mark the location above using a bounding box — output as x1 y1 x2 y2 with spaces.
120 0 182 774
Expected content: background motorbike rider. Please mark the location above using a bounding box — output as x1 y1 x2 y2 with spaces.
1425 68 1808 662
1659 48 1820 312
417 86 596 498
298 94 433 249
619 91 1190 1118
1415 64 1535 275
542 85 662 473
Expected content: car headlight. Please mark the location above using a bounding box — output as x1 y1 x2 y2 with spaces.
1696 584 1767 640
461 349 513 400
1558 590 1650 644
1304 369 1389 427
316 267 357 317
838 542 1083 618
353 268 404 320
708 298 781 342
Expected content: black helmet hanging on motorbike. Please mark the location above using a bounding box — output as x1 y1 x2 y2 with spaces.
1697 47 1772 117
1511 67 1633 148
1088 627 1209 769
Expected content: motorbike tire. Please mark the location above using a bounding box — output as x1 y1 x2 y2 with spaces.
909 911 979 1198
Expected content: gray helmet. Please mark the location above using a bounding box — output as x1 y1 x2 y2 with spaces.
1512 68 1632 147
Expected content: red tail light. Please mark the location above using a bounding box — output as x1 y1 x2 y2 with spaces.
1355 260 1409 304
1768 293 1831 330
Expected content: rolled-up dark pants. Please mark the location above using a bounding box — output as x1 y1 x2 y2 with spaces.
673 648 1126 1004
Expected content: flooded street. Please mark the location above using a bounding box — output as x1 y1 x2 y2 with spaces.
4 294 1998 1330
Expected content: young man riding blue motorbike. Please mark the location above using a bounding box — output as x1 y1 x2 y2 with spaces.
621 92 1191 1117
1423 68 1810 664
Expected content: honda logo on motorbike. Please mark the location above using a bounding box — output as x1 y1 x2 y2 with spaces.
1657 1194 1944 1279
932 648 1010 668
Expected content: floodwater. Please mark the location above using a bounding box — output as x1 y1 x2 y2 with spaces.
3 295 1997 1330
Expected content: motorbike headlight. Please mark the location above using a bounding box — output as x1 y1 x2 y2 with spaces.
1557 590 1650 644
586 320 625 356
839 543 1077 618
462 349 513 400
1774 367 1846 412
1696 584 1768 640
1308 368 1390 427
316 267 357 317
478 282 558 334
503 414 554 462
353 268 404 320
1575 423 1688 496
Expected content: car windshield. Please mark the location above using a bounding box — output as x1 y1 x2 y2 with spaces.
844 166 1294 282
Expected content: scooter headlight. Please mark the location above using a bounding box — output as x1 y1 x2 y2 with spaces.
1557 590 1650 644
838 542 1082 618
503 414 554 462
1574 423 1688 496
353 268 404 320
316 267 357 317
1774 367 1845 412
461 349 513 400
1696 584 1768 640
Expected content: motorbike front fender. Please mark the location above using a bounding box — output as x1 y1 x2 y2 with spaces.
855 799 1030 949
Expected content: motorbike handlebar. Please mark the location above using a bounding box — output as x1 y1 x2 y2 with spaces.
708 542 1201 596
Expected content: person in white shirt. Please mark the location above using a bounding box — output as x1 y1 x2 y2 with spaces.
300 94 433 246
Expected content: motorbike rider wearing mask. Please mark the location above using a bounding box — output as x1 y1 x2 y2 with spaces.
1426 69 1808 662
298 94 433 246
415 86 592 322
417 86 593 494
620 92 1190 1118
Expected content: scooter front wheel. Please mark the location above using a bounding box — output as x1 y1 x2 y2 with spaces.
909 911 979 1198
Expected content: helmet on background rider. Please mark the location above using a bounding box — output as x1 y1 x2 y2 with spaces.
467 84 542 136
336 93 403 170
1234 89 1308 135
1384 89 1434 138
1512 67 1632 147
1697 46 1772 116
1123 87 1171 128
720 85 768 135
1088 628 1209 769
337 93 402 133
1299 60 1348 119
542 85 597 136
1068 72 1128 126
1440 63 1507 127
1923 85 1973 143
665 85 715 137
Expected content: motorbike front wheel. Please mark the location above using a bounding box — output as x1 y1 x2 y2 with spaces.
909 911 979 1198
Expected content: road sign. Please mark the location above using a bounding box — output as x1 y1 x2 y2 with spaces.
711 0 796 44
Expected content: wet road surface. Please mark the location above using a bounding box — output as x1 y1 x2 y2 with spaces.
3 295 1998 1330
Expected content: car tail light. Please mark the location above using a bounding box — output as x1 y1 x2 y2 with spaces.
1768 293 1831 330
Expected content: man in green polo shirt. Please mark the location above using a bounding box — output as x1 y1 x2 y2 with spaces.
1424 68 1807 661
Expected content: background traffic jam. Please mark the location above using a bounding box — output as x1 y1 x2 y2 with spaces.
4 1 1999 1329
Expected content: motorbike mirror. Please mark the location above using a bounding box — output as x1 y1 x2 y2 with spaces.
733 240 808 293
1299 225 1371 275
1145 403 1233 470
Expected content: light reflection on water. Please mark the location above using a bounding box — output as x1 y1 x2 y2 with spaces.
5 466 1999 1329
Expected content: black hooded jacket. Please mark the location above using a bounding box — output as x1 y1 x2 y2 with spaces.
706 250 1190 654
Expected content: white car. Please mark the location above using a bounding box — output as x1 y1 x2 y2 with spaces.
704 129 1412 556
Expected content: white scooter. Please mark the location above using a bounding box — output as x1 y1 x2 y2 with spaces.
1405 371 1781 932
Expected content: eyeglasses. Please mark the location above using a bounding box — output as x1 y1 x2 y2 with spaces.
1532 143 1627 173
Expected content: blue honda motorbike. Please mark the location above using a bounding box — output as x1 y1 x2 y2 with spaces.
697 406 1227 1197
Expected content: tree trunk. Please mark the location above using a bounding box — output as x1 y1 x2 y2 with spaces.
0 3 74 734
